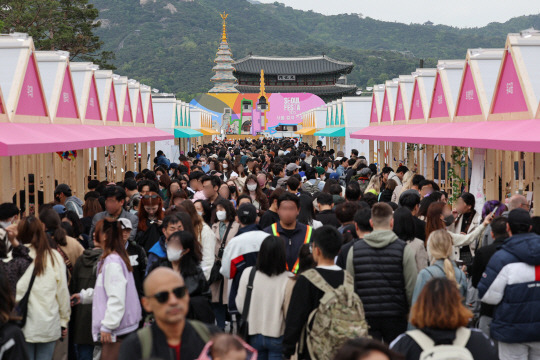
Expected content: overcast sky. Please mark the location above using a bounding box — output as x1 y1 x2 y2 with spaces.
257 0 540 28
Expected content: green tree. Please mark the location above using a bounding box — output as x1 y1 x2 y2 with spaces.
0 0 115 69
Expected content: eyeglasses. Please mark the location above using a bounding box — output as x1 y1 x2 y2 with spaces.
149 286 187 303
143 195 159 199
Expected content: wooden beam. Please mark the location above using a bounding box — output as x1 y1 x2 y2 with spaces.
0 157 12 203
369 140 374 164
425 145 434 180
43 153 55 203
485 149 497 201
97 147 106 181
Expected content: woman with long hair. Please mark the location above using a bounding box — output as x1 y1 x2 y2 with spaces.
81 196 102 236
233 163 248 194
411 229 467 306
365 174 382 196
210 199 239 329
135 192 164 252
424 202 493 262
194 199 212 226
147 230 213 323
390 278 496 359
242 174 269 213
222 158 234 182
39 208 84 284
164 179 182 208
297 194 323 229
15 216 71 360
180 200 216 282
236 236 291 359
72 218 141 360
0 266 29 360
393 207 428 272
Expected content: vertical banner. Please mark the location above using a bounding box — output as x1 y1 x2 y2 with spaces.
470 149 486 213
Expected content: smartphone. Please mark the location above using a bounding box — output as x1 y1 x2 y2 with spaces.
490 206 499 217
97 333 117 343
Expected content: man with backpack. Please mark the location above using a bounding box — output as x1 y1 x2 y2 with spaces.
346 202 417 343
283 226 368 360
301 168 324 197
119 267 220 360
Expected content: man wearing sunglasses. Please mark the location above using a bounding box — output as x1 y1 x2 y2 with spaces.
119 267 219 360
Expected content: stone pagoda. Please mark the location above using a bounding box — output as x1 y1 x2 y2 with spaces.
209 12 239 93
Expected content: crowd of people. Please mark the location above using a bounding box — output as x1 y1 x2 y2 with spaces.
1 137 540 360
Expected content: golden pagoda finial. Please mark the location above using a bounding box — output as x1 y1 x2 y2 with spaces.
259 69 266 98
220 12 228 42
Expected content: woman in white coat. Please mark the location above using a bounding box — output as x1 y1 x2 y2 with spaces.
15 216 71 360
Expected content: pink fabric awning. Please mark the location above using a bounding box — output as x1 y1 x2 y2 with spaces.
350 119 540 153
0 123 174 156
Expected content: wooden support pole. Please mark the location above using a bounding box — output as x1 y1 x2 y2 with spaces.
525 152 534 193
485 149 497 201
150 142 156 168
425 145 434 180
97 147 106 181
23 155 29 216
369 140 374 164
141 142 148 172
43 153 55 204
0 157 12 203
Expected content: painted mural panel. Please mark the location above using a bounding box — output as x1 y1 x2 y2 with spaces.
190 93 324 135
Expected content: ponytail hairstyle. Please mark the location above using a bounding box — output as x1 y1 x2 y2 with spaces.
17 216 56 276
39 208 67 246
97 218 133 272
427 229 456 284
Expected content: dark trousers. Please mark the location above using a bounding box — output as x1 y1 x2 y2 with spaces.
367 317 407 344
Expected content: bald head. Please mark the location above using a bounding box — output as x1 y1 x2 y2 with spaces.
508 195 528 211
144 267 184 297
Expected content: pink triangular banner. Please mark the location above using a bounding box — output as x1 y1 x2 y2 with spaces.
370 95 378 123
430 74 449 118
456 64 482 116
85 75 102 121
394 86 406 121
56 67 78 119
492 52 528 114
135 93 144 123
409 81 424 120
147 95 154 124
123 88 133 123
106 82 119 122
381 92 391 122
16 54 48 117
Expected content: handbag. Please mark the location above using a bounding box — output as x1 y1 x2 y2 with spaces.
15 268 37 328
238 267 257 340
208 222 233 284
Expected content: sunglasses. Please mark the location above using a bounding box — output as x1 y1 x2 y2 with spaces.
149 286 187 303
143 195 160 199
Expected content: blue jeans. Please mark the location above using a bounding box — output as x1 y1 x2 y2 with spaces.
249 334 283 360
75 344 94 360
25 341 56 360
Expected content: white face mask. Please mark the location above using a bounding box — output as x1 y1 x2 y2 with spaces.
197 211 204 216
247 184 257 191
216 210 227 221
157 175 161 180
223 163 228 169
201 161 206 166
167 247 183 262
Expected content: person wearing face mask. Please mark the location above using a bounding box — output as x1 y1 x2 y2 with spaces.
0 203 20 254
424 202 493 262
242 175 269 214
135 192 165 253
119 218 147 299
148 231 214 324
200 156 210 174
146 214 190 274
54 184 84 219
210 199 240 330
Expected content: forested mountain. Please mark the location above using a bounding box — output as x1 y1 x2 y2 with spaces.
90 0 540 101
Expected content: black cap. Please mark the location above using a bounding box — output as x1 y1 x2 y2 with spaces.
508 208 531 227
54 183 71 196
237 203 257 225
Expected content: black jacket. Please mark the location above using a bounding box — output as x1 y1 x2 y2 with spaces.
413 217 426 242
119 321 220 360
283 268 345 360
0 322 29 360
352 239 408 319
264 222 312 271
126 241 148 298
471 236 507 317
71 248 103 345
315 209 341 228
390 328 497 360
135 221 162 253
